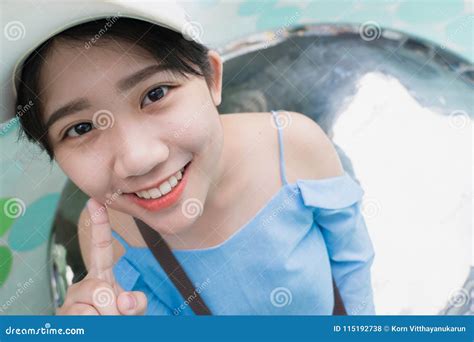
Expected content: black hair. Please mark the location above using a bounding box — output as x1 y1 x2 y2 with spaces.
15 17 214 161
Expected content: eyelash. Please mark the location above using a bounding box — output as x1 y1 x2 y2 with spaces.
62 84 174 140
140 84 173 108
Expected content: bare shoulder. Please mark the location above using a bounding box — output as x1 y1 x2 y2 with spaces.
276 111 345 182
224 111 344 183
77 206 126 271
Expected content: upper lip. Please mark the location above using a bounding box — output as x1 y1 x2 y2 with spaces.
127 162 189 194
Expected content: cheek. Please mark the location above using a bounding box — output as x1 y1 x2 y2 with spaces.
166 83 219 149
168 110 217 151
56 152 110 199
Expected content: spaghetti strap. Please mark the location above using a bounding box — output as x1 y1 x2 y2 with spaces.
111 229 130 249
270 110 289 186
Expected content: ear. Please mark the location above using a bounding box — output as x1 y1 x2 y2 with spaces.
207 50 223 106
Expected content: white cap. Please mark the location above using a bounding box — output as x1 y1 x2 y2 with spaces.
1 0 202 123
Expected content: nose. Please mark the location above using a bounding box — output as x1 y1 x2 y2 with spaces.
112 119 169 179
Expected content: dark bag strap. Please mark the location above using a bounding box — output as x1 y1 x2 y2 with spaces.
332 278 347 315
134 217 211 315
134 217 346 315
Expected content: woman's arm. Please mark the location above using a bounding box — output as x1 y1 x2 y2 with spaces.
283 111 376 315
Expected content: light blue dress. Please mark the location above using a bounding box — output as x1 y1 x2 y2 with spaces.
111 110 375 315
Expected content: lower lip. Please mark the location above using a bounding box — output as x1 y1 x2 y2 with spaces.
125 163 190 212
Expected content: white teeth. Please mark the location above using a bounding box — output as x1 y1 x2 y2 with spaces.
159 181 172 195
149 188 162 198
134 166 187 199
169 176 178 187
140 190 151 199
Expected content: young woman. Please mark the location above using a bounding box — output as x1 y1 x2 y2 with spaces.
12 2 375 316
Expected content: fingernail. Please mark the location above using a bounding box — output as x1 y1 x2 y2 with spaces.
126 293 136 310
86 198 92 210
86 198 97 214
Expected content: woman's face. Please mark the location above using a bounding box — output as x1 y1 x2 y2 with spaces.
40 38 224 236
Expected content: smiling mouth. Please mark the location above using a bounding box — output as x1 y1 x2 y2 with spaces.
124 161 191 212
131 161 191 199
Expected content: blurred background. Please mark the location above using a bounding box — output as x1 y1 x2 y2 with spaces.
0 0 472 315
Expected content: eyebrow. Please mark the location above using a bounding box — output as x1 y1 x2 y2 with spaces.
117 64 176 92
45 64 179 130
45 98 90 131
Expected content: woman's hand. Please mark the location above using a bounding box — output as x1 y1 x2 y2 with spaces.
56 198 147 315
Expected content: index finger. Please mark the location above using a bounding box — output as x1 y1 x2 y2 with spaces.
86 198 116 286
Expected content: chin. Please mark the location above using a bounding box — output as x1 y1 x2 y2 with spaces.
141 212 198 237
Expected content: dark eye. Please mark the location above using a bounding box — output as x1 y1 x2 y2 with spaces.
64 122 93 138
141 85 170 107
